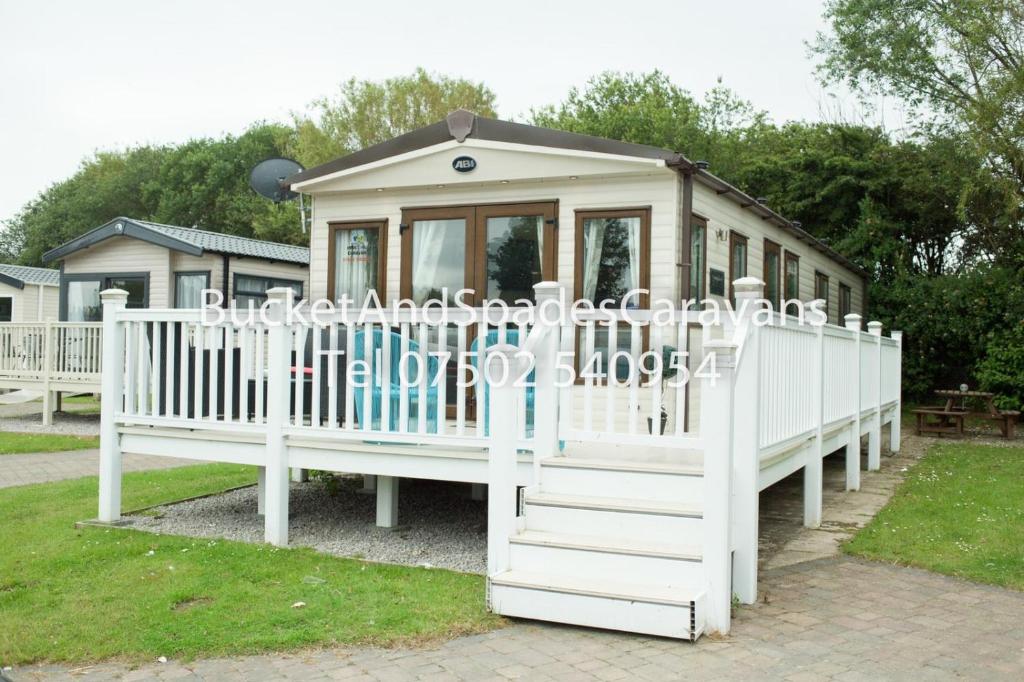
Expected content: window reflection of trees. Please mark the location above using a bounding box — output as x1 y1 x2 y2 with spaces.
594 219 631 305
487 217 542 304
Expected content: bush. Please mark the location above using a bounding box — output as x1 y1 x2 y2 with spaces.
976 322 1024 410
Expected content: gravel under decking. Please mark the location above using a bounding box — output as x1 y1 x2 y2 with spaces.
127 476 488 574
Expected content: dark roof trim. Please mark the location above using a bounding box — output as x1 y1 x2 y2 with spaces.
284 110 865 279
43 218 203 263
0 272 25 289
285 110 692 188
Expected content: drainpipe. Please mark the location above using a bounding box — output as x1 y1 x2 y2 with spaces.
222 254 230 305
680 170 693 305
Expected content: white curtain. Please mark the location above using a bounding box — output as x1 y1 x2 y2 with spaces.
626 217 641 294
334 229 377 304
535 217 544 272
412 220 446 303
582 219 607 301
175 274 206 308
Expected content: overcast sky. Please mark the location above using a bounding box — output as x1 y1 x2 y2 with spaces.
0 0 903 223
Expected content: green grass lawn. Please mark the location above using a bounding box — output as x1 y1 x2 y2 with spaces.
845 442 1024 590
0 431 99 454
60 393 101 414
0 464 499 664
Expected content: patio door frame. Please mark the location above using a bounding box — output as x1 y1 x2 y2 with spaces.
399 200 559 419
399 200 558 304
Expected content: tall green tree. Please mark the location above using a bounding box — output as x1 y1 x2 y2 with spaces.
292 68 498 166
813 0 1024 264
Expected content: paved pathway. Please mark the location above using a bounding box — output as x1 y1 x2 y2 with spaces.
8 433 1024 680
0 450 203 489
12 556 1024 681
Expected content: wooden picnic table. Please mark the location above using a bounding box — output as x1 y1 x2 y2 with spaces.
933 389 1018 439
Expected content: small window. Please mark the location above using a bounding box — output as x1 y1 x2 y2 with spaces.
328 221 386 305
0 297 12 322
689 218 707 307
839 283 852 321
729 232 748 303
575 208 651 381
815 272 830 322
784 252 800 316
233 274 303 309
175 272 211 308
763 240 781 312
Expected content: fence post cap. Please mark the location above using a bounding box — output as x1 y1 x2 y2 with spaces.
100 288 129 305
867 320 883 335
732 277 765 296
532 281 563 298
891 330 903 341
843 313 862 330
703 339 738 370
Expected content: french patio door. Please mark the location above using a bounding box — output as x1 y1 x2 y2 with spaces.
400 201 558 416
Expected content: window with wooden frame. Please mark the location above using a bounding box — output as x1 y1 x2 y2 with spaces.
399 202 557 305
574 207 651 382
815 271 830 322
763 239 781 312
688 216 707 308
784 252 800 316
327 220 387 305
728 231 748 303
839 282 852 321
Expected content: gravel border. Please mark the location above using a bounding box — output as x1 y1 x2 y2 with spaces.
126 476 488 574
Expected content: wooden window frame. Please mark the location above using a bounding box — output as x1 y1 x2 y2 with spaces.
400 202 557 304
728 231 748 302
573 207 652 384
687 215 708 307
839 282 852 321
814 271 830 322
173 270 211 308
784 252 800 316
763 239 782 312
327 219 388 304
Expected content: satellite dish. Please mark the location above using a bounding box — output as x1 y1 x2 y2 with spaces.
249 158 304 202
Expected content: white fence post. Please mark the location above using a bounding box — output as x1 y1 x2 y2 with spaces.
804 306 825 528
264 287 294 547
701 338 737 635
844 314 862 491
486 343 525 578
867 321 883 471
890 330 903 452
41 319 54 426
98 289 128 523
731 277 763 605
532 281 563 481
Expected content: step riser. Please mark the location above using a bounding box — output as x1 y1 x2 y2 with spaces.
490 582 700 640
539 466 703 504
509 542 704 586
523 501 702 538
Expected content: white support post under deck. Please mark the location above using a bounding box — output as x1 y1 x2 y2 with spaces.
731 277 763 604
701 338 737 635
263 287 293 547
804 312 825 529
376 476 399 528
257 466 266 516
890 331 903 452
844 314 863 491
486 344 524 578
867 321 883 471
98 289 128 523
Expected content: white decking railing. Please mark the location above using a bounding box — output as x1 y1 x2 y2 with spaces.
0 321 103 423
94 278 902 637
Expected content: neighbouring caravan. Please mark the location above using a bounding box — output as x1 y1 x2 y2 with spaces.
0 264 59 322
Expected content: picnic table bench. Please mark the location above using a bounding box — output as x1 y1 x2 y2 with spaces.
931 390 1018 439
912 406 967 437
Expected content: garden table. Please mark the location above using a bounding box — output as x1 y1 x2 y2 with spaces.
934 389 1018 439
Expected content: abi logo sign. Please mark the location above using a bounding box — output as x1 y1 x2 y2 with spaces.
452 156 477 173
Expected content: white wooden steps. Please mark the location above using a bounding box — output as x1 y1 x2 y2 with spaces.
487 455 709 640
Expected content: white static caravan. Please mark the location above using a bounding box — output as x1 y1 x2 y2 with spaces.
93 112 901 641
43 217 310 320
0 264 59 322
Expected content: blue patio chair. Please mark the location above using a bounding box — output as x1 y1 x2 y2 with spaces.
352 328 440 433
470 329 535 437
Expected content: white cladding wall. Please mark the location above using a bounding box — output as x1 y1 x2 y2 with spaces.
692 182 865 322
63 237 172 307
309 172 681 305
62 238 309 310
